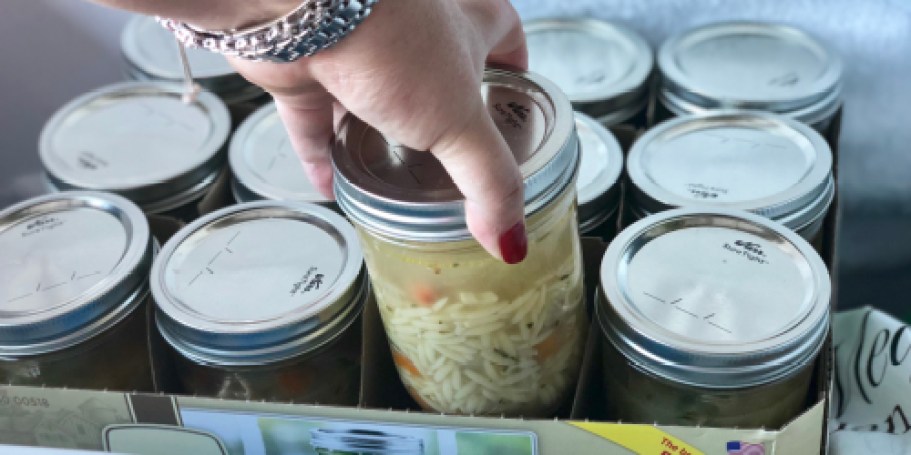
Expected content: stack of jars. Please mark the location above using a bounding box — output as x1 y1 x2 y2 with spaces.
333 67 588 417
0 15 846 430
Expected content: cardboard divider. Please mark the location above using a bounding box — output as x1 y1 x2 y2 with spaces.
145 215 186 394
569 320 605 420
607 125 640 154
818 104 841 455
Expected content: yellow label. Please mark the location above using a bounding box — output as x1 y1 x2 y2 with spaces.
568 422 704 455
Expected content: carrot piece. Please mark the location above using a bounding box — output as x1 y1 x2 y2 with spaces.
534 329 562 362
392 349 422 378
409 283 438 307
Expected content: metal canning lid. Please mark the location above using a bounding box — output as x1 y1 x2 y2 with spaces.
0 192 153 357
121 15 264 104
151 201 365 365
658 22 843 125
332 67 578 242
627 111 833 231
40 81 231 214
229 102 330 204
597 208 830 388
309 429 424 454
574 112 623 233
526 18 653 126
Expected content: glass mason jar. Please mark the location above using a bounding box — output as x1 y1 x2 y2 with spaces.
120 15 271 125
525 18 653 129
654 22 843 137
151 202 366 405
597 208 830 428
309 429 424 455
228 102 335 209
332 68 586 417
0 192 156 392
574 112 623 241
40 81 231 222
625 111 835 245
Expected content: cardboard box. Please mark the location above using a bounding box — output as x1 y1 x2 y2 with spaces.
0 110 842 455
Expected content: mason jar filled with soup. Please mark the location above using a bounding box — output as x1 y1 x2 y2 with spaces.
573 112 623 240
121 14 270 124
151 202 366 404
655 22 843 136
597 208 830 428
228 102 335 208
625 111 834 245
309 429 424 455
525 18 653 129
0 192 156 391
40 81 231 221
332 68 586 417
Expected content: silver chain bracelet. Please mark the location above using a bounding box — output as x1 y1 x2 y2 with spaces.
158 0 378 63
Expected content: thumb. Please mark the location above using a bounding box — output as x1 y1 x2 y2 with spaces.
431 99 527 264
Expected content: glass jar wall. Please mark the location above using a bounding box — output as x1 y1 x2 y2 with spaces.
152 202 367 405
597 208 830 427
0 192 156 391
333 68 585 417
359 184 585 416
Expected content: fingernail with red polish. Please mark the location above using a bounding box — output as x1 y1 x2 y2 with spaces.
498 221 528 265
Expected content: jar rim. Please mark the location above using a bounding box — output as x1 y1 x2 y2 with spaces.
657 84 843 128
627 111 833 226
524 18 654 119
657 21 843 119
332 67 579 242
0 192 154 355
596 208 831 389
155 278 366 366
575 112 623 209
39 81 230 208
151 201 367 365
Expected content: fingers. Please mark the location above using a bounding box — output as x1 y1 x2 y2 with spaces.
485 1 529 70
432 100 527 264
228 57 337 199
309 0 529 263
272 93 337 199
439 0 528 263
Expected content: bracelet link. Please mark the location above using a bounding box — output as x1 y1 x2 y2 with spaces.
158 0 378 63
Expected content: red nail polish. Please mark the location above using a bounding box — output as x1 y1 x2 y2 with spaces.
498 221 528 265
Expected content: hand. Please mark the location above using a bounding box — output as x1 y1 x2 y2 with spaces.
227 0 529 264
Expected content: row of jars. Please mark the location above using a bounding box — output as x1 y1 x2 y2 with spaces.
0 196 829 429
37 16 842 224
117 15 843 134
0 192 365 405
6 68 831 430
34 76 834 245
